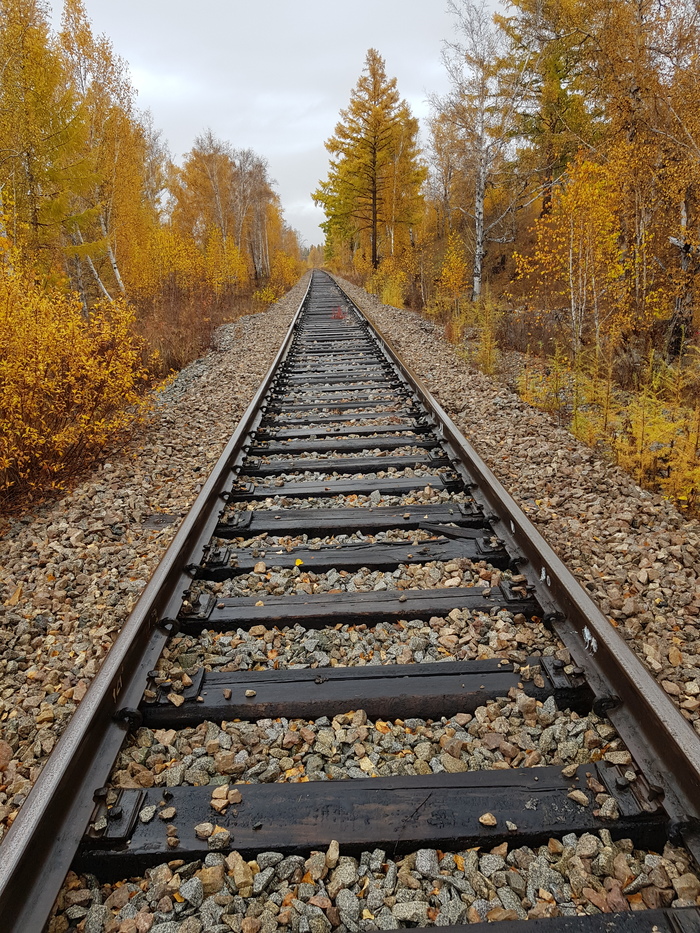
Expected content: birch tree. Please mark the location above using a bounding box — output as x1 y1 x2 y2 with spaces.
0 0 86 263
434 0 521 300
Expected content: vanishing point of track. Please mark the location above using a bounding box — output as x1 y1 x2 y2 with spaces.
2 271 700 931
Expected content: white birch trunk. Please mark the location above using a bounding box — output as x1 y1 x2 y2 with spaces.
100 215 126 296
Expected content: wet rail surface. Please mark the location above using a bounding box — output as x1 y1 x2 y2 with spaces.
2 271 700 931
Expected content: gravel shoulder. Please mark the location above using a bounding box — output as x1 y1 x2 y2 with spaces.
337 279 700 731
0 276 310 841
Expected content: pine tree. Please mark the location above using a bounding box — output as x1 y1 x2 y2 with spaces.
313 49 425 270
495 0 593 216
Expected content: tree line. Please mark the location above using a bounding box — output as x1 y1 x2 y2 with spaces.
314 1 700 507
0 0 304 334
0 0 304 503
315 0 700 361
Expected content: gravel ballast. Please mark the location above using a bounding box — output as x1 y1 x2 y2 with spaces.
112 699 631 790
50 835 700 931
0 277 310 841
3 273 700 928
338 279 700 732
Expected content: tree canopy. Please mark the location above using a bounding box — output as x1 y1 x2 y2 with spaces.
313 49 425 271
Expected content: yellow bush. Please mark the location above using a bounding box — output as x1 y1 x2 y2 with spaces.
517 347 700 511
269 250 303 297
0 266 147 501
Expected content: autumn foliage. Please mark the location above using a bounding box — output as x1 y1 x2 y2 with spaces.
314 3 700 509
0 0 304 503
313 49 426 299
0 258 146 498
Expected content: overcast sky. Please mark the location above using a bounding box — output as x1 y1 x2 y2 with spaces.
47 1 459 247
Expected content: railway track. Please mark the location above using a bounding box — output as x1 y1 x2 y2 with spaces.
2 270 700 931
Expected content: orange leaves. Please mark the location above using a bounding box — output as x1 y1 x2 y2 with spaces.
0 265 147 500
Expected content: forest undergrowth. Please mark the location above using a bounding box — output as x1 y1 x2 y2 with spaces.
0 253 290 513
434 300 700 517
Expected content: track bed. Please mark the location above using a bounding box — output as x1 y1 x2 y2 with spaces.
3 273 700 932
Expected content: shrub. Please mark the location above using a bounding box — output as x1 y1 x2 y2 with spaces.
0 266 147 502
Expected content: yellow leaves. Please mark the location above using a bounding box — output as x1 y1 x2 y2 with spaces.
4 585 22 607
516 154 626 349
438 231 469 301
0 264 147 499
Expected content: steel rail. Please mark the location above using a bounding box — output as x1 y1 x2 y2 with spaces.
2 269 700 932
333 275 700 856
0 275 313 932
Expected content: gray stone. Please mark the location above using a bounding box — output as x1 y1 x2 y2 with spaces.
414 848 439 877
253 867 276 895
259 763 281 783
374 907 400 930
526 856 571 905
258 851 285 870
277 855 306 880
383 863 397 893
166 765 186 787
440 875 475 896
204 853 225 867
507 870 527 897
328 858 359 895
391 902 429 924
308 914 331 933
365 887 385 913
479 854 506 877
84 905 111 933
497 886 527 919
336 888 360 923
575 833 600 859
179 877 204 909
435 898 466 926
368 848 386 873
199 896 225 930
467 899 496 922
